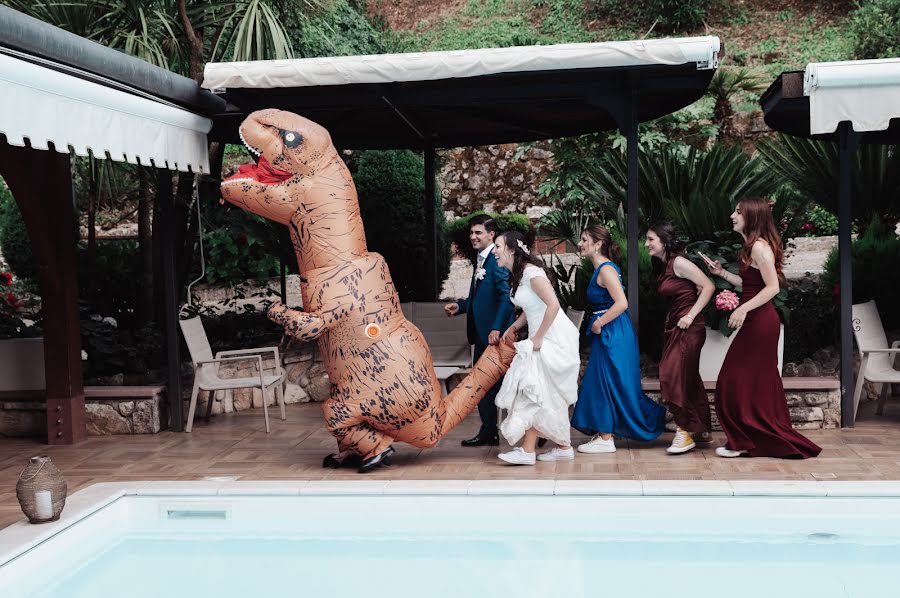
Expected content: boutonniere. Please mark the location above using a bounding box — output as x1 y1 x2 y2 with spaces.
475 267 486 281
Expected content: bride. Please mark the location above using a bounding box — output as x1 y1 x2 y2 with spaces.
493 230 581 465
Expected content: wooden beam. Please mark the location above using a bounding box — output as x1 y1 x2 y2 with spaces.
0 142 86 444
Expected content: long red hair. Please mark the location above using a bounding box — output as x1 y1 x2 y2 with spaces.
737 197 784 281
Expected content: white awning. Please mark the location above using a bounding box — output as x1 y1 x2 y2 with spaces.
805 58 900 135
202 36 720 90
0 52 212 172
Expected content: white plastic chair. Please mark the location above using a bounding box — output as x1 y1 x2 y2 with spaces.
852 301 900 421
179 317 286 433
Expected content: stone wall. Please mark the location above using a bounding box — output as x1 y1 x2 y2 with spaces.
0 396 165 438
644 387 841 432
440 144 554 221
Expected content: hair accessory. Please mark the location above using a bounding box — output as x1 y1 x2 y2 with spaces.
516 239 530 254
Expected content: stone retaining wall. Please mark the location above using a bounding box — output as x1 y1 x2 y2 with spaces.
643 387 841 432
0 396 165 438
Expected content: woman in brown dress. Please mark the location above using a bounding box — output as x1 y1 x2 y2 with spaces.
700 197 821 459
646 223 715 455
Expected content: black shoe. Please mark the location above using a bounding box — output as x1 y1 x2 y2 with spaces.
461 432 500 447
322 453 363 469
537 437 548 448
358 446 395 473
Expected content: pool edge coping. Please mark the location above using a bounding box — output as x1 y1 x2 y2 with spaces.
4 479 900 568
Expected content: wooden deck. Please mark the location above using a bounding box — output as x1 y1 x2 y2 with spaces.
2 398 899 529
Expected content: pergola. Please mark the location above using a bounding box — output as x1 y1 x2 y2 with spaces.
761 57 900 427
0 7 223 441
1 1 721 442
203 36 721 314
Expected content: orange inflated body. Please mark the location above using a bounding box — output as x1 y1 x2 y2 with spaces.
220 109 514 462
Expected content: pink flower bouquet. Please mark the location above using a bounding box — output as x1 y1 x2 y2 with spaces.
715 289 740 311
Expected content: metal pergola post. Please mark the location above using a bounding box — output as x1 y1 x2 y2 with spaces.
424 146 439 301
624 89 640 331
159 169 183 432
838 122 858 427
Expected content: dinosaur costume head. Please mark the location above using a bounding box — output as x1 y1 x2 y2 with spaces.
221 109 366 271
218 110 514 472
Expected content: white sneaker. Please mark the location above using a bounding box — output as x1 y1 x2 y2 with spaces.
577 435 616 454
498 447 536 465
715 446 747 458
537 446 575 462
667 428 696 455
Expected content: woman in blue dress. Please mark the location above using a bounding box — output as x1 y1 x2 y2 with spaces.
571 225 665 453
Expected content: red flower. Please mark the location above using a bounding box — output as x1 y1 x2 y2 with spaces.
5 292 20 310
235 233 248 245
0 272 11 286
801 223 816 232
833 283 840 298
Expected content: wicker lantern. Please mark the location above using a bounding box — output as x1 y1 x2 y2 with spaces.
16 456 67 524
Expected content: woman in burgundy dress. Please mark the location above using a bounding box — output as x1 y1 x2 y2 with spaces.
646 223 715 455
700 197 821 459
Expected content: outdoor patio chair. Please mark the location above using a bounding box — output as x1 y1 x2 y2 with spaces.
179 317 286 433
565 307 585 330
851 300 900 421
401 302 473 396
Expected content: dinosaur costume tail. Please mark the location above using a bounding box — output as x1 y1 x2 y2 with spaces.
439 340 517 436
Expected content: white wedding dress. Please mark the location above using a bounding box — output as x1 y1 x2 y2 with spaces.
496 266 580 446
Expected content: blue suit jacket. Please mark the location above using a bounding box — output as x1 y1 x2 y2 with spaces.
455 252 515 347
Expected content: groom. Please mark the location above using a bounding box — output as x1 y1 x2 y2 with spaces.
444 214 514 446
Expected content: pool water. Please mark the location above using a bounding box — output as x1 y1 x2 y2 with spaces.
3 492 899 598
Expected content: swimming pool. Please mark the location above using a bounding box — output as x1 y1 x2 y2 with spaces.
2 480 900 598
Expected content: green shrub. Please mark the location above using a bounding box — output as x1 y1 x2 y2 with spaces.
850 0 900 59
448 211 533 264
783 276 836 363
588 0 715 32
798 204 839 237
822 215 900 330
0 183 36 280
355 150 451 302
77 240 144 328
201 209 284 284
292 0 386 58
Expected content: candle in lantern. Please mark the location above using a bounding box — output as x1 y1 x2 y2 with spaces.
34 490 52 520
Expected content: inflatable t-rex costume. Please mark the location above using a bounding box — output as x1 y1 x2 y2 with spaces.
220 109 515 472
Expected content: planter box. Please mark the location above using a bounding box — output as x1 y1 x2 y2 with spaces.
0 337 44 392
698 325 784 382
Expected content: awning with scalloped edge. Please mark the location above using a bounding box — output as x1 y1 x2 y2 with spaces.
0 52 212 173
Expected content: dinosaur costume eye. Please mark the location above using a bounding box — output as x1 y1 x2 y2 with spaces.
281 130 303 148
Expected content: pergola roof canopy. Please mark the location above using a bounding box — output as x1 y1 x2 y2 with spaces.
761 57 900 144
203 36 721 149
0 6 224 172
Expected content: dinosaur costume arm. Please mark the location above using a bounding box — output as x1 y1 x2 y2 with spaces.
267 303 329 342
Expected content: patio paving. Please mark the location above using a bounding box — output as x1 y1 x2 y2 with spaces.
2 398 899 529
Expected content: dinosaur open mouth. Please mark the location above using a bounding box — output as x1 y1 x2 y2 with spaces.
224 156 293 185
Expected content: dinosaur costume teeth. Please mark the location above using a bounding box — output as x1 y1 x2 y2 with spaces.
220 109 515 467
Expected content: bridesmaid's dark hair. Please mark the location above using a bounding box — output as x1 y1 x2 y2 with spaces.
581 225 621 263
496 230 557 297
648 222 684 261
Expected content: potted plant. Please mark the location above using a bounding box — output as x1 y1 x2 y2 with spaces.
686 239 788 381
